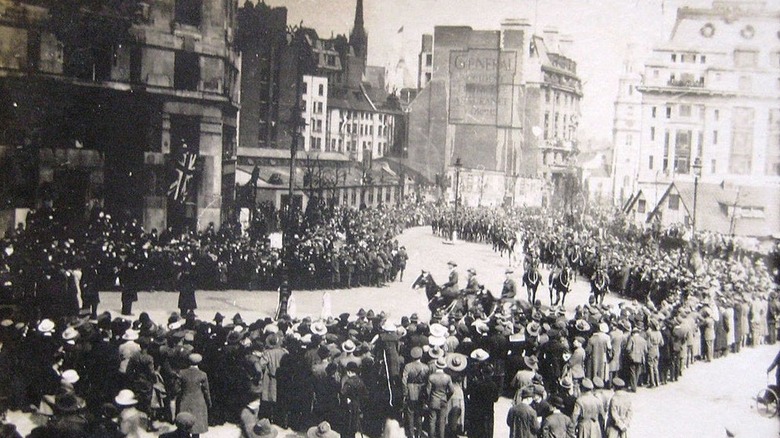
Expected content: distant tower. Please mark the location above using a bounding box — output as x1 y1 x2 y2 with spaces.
350 0 368 61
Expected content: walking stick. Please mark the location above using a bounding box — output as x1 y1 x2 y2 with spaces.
384 349 393 407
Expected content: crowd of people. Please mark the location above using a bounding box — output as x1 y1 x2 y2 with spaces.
0 202 438 319
0 265 777 438
433 206 778 305
0 201 777 438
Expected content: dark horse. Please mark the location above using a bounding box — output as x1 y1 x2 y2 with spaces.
590 267 610 305
548 266 573 307
522 260 543 305
412 270 452 315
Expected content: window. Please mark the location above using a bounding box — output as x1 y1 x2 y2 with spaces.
679 104 691 118
767 109 780 176
663 131 670 170
426 54 432 66
302 82 308 94
729 107 755 174
713 130 718 145
652 107 657 118
175 0 202 27
649 156 654 170
637 199 646 213
653 69 659 78
174 51 200 91
671 54 677 62
668 194 680 210
711 159 716 174
739 76 752 91
650 127 656 141
625 135 632 146
714 109 719 121
674 130 692 174
734 50 758 68
424 72 431 83
701 55 706 64
318 84 324 96
666 106 671 119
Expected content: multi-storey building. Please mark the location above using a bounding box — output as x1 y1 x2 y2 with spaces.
418 34 433 90
610 49 643 205
236 0 402 211
627 0 780 237
406 21 582 207
0 0 240 234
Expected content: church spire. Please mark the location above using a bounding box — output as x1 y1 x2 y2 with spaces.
350 0 368 61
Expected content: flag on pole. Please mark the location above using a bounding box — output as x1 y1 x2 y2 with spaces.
168 152 198 202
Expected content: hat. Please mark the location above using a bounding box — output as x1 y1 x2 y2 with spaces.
467 268 477 275
168 320 185 330
122 330 139 341
341 339 356 353
447 260 457 267
357 308 367 318
428 335 446 347
612 377 626 388
410 346 423 359
175 412 196 430
410 313 419 323
505 269 514 274
520 386 535 398
474 321 489 335
55 393 85 413
253 418 278 438
593 377 604 389
0 319 12 328
559 376 573 389
469 348 490 361
428 346 444 359
435 357 447 369
213 312 225 322
526 322 541 336
447 353 468 372
265 334 280 348
37 319 55 333
574 336 586 345
311 321 327 336
581 378 594 390
598 322 609 333
62 327 80 341
549 395 565 409
523 355 539 371
227 331 243 344
574 319 590 332
429 323 448 338
382 321 397 332
114 389 138 406
62 369 80 384
307 421 339 438
188 353 202 365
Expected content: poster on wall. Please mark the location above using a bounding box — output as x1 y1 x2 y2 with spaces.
448 49 516 126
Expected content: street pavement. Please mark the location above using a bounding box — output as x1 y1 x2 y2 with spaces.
6 226 779 437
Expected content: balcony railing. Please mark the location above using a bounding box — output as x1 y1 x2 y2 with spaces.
667 78 704 88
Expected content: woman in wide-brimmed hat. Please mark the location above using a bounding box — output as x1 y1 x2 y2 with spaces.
115 389 146 438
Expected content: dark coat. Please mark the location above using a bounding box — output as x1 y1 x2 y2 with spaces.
176 366 211 434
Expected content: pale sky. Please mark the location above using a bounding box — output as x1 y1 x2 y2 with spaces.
247 0 713 141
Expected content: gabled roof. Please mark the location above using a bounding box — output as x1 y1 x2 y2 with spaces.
647 181 780 237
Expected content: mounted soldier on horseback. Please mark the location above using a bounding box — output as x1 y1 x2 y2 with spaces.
522 256 543 304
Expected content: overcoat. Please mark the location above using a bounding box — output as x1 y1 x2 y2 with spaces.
176 366 211 435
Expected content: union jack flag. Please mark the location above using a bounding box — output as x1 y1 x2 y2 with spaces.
168 152 198 202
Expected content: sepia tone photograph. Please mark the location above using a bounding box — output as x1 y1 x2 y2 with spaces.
0 0 778 436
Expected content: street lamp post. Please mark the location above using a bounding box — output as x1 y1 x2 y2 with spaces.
692 157 702 240
452 157 462 241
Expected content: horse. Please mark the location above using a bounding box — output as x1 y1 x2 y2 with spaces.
548 265 573 308
590 267 609 305
522 260 543 305
411 270 457 316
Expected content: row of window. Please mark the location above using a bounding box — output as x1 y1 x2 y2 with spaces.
667 50 778 69
302 100 325 114
302 82 326 97
670 52 706 64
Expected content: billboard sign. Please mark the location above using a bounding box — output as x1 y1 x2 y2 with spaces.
448 49 516 125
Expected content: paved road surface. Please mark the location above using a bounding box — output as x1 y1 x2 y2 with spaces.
6 226 779 437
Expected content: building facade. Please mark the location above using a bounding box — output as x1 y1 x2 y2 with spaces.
406 20 582 207
635 0 780 192
0 0 240 234
236 0 402 211
610 49 643 206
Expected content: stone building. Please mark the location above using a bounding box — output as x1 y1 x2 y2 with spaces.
626 0 779 237
236 0 402 211
406 20 582 207
0 0 240 233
